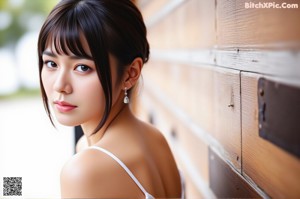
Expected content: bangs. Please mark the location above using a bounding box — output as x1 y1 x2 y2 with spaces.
38 0 149 135
43 12 92 59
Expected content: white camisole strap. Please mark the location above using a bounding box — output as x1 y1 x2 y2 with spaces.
89 146 155 199
179 171 185 199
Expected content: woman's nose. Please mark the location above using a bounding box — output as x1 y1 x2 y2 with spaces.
53 70 72 94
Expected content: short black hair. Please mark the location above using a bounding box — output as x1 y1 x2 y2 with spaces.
37 0 149 134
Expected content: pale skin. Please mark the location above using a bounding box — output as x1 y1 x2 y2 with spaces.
41 38 181 198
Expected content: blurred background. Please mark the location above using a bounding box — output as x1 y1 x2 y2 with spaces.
0 0 74 198
1 0 300 198
0 0 57 94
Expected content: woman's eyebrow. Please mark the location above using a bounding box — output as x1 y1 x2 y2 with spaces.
42 50 93 60
70 55 93 60
42 50 57 57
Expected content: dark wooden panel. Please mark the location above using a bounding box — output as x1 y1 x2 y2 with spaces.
258 77 300 158
209 147 261 198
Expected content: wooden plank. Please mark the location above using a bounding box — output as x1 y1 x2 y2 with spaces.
136 82 218 198
144 61 241 171
209 147 261 198
215 50 300 79
155 62 215 137
176 121 209 184
135 97 204 198
213 67 241 171
143 60 242 185
186 65 215 136
217 0 300 49
149 49 300 82
136 0 151 8
146 0 216 49
184 174 204 199
138 0 171 22
140 88 210 183
172 149 205 199
241 72 300 198
143 60 215 135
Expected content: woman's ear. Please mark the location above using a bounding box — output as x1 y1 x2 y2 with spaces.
123 57 143 89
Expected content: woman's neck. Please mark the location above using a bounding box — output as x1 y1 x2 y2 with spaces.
81 102 131 146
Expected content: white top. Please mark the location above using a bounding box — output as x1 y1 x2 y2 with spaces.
89 145 185 199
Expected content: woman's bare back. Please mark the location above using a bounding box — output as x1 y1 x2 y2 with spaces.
65 111 181 198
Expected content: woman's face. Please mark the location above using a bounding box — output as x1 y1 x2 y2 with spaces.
41 39 121 130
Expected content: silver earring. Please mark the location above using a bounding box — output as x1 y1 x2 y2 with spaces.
124 87 129 104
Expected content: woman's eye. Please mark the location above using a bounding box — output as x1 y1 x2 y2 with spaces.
75 65 91 73
44 61 57 68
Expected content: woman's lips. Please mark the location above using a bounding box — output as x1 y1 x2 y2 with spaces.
54 101 77 113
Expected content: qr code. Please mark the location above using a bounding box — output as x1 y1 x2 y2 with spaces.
3 177 22 196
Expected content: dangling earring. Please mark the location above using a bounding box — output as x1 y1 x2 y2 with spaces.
124 87 129 104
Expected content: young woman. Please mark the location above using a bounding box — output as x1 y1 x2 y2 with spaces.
38 0 183 198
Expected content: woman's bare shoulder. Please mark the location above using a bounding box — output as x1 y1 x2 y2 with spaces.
135 119 176 164
136 119 170 146
60 149 108 197
60 148 136 198
136 119 182 197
